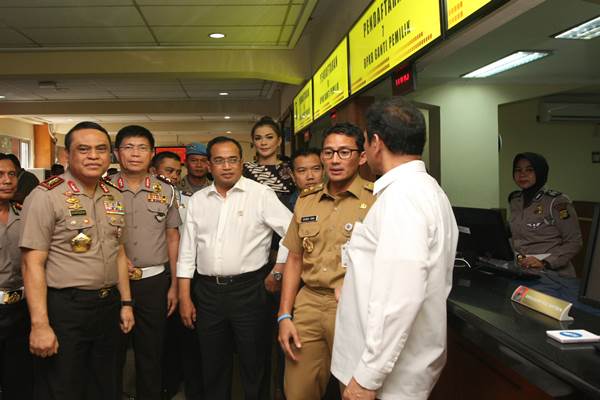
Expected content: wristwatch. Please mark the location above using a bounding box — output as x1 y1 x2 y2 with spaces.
121 300 134 307
271 270 283 281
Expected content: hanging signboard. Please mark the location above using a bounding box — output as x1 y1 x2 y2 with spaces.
313 37 349 120
349 0 441 94
447 0 493 29
293 80 313 134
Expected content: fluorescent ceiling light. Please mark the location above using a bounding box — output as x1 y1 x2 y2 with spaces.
224 116 231 120
554 16 600 40
209 33 225 39
226 130 232 134
462 51 551 78
219 92 229 96
0 95 5 99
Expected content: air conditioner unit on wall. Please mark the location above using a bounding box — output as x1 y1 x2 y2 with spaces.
538 102 600 123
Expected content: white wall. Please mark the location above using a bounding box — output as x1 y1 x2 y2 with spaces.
499 99 600 203
409 82 580 208
0 117 35 165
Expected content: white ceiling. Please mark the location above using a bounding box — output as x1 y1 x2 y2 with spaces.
0 77 279 101
417 0 600 89
0 0 316 49
21 113 259 124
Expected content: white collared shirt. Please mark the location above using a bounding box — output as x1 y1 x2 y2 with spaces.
331 160 458 400
177 176 292 278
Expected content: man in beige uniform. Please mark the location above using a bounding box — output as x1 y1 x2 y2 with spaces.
112 125 181 400
278 123 375 400
20 121 134 400
0 153 32 400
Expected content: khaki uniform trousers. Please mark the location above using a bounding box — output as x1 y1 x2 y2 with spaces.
285 286 337 400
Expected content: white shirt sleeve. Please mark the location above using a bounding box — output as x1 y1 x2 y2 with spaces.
260 188 293 263
353 192 430 390
176 193 198 279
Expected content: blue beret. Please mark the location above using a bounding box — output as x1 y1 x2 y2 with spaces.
186 142 207 156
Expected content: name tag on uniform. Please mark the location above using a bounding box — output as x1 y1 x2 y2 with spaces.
341 242 350 268
301 215 318 223
70 209 87 216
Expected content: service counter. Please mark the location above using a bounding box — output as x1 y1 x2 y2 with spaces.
430 268 600 400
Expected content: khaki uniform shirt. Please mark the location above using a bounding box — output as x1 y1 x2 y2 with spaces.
509 189 582 277
0 202 23 290
111 173 181 268
283 175 375 289
177 175 210 194
19 171 126 289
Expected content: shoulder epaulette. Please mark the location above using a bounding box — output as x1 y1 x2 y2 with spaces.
508 190 522 202
545 189 562 197
181 191 193 197
156 174 174 186
364 182 374 192
102 176 120 190
300 183 324 198
10 201 22 214
39 176 64 190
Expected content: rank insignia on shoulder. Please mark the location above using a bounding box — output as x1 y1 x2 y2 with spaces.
102 177 120 190
39 176 64 190
508 190 522 202
300 183 324 197
181 191 193 197
156 174 174 185
301 215 318 223
10 201 22 214
546 189 562 197
364 182 374 191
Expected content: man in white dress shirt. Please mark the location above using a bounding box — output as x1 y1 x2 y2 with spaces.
177 136 292 400
331 98 458 400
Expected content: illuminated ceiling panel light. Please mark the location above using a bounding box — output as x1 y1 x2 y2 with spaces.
209 33 225 39
462 51 551 78
554 16 600 40
0 95 5 99
224 116 231 119
219 92 229 96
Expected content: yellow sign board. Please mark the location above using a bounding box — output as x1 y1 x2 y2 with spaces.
447 0 492 29
313 38 349 120
349 0 441 94
293 81 313 134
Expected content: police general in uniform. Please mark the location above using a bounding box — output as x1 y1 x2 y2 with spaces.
278 123 375 400
112 125 181 400
509 152 582 277
0 153 32 400
20 121 134 400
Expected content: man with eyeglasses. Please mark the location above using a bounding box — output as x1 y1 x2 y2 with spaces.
20 121 134 400
277 123 375 400
110 125 181 400
177 136 292 400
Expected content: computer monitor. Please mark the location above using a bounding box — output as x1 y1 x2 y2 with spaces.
452 207 514 262
580 203 600 308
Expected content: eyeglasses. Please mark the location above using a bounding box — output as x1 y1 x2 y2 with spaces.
211 156 240 166
119 145 152 153
321 148 360 160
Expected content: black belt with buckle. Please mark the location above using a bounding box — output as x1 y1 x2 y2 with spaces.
48 286 117 300
197 264 269 286
0 289 23 305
